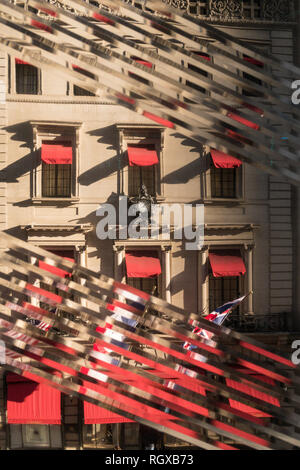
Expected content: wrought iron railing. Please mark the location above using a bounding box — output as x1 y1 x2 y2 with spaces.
224 312 289 333
37 0 296 23
160 0 295 22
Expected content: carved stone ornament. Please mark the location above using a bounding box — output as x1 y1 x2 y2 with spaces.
262 0 293 22
210 0 242 19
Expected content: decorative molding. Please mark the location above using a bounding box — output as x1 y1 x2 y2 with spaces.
21 223 92 233
8 0 295 23
161 0 295 23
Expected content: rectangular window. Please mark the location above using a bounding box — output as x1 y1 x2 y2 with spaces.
41 141 73 198
42 163 72 197
209 275 240 313
186 52 210 97
128 165 156 197
73 66 96 96
9 424 62 449
127 277 159 297
211 166 237 199
242 54 263 97
16 62 39 94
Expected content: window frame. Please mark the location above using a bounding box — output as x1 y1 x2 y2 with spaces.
30 121 82 203
117 124 166 201
8 53 42 96
183 48 213 101
125 246 162 299
207 246 246 315
205 153 244 202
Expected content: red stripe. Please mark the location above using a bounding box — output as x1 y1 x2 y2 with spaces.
92 12 115 25
30 20 53 33
239 341 296 368
25 283 62 305
143 111 175 129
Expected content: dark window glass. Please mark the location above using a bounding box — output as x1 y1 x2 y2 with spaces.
16 64 39 94
242 54 263 97
42 163 72 198
128 165 156 197
209 275 240 313
127 277 158 297
211 167 237 198
73 67 96 96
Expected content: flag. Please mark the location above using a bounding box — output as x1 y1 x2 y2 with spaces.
183 296 246 350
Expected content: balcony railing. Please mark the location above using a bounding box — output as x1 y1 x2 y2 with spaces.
224 313 289 333
160 0 295 22
39 1 295 23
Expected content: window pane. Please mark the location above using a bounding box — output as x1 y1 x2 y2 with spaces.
211 167 236 198
209 275 240 313
128 166 155 196
16 64 39 94
42 163 71 197
127 277 158 296
73 67 96 96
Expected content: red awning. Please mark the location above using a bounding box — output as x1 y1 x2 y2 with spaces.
210 149 242 169
15 58 31 66
6 373 61 424
41 141 73 165
125 252 162 278
227 112 260 130
127 146 159 167
209 251 246 278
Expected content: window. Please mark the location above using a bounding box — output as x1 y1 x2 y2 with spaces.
30 121 82 201
9 424 62 449
127 277 159 297
211 166 237 199
186 51 211 99
15 59 39 95
82 422 140 449
125 250 161 298
128 160 156 197
129 56 153 87
41 141 72 198
208 249 246 313
6 372 62 449
242 54 264 97
209 275 240 312
117 125 165 200
72 65 96 96
208 150 242 200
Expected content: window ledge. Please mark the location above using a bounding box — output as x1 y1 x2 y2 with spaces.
204 198 244 205
31 197 80 205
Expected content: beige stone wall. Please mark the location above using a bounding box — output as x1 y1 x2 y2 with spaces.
3 24 294 319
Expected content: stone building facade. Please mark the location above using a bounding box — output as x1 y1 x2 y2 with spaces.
0 0 299 450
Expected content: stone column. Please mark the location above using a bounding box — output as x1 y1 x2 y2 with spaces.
76 246 87 309
162 245 172 303
245 244 254 314
198 246 209 315
113 245 125 301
